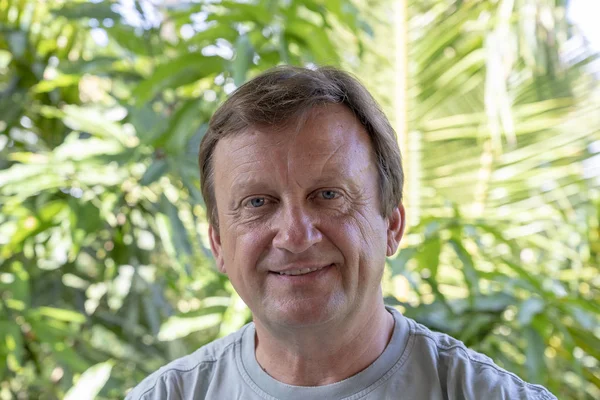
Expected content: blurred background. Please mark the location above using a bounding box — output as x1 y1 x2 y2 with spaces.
0 0 599 398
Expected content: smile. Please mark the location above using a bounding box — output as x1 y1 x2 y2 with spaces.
276 264 331 276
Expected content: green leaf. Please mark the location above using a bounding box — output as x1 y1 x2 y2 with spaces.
73 201 103 234
567 326 600 360
3 262 30 306
106 24 152 56
163 99 204 153
416 235 442 279
62 106 128 144
187 24 238 46
124 293 140 335
448 238 480 298
285 20 338 64
132 55 224 104
32 74 80 93
472 293 515 313
460 313 496 345
36 307 86 324
0 163 49 189
158 313 222 341
128 105 168 145
54 137 124 161
0 322 24 372
568 305 598 331
52 344 91 373
207 1 271 26
517 298 545 326
498 258 542 291
403 300 463 333
51 2 120 20
58 56 120 75
6 31 27 58
389 247 418 276
64 361 113 400
140 295 161 337
140 159 168 186
38 201 68 222
162 195 193 274
524 327 547 384
233 34 253 86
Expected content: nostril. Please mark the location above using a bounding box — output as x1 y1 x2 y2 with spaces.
273 223 322 254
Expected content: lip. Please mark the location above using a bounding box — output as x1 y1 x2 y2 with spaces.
269 263 334 274
268 263 335 279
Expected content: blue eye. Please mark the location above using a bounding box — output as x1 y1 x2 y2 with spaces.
248 198 265 207
321 190 338 200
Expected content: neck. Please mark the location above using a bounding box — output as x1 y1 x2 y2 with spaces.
253 302 394 386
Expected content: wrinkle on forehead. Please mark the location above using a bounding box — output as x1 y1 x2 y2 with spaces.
229 159 265 176
216 103 376 195
283 110 372 186
316 142 345 174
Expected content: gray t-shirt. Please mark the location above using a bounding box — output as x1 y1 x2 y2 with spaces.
126 307 556 399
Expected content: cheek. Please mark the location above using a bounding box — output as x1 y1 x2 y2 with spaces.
226 225 272 271
321 217 366 268
347 213 388 272
351 207 388 249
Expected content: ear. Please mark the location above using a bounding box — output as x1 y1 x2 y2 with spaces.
209 224 226 273
386 204 406 257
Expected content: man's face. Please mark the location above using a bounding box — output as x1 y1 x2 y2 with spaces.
209 104 404 328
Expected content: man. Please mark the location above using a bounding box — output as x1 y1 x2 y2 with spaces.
126 66 556 399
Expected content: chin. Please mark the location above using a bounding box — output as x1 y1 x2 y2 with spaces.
267 299 344 328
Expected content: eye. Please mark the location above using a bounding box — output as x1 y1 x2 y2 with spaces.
320 190 339 200
247 197 266 208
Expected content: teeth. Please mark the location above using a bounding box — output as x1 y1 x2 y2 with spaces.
279 266 326 276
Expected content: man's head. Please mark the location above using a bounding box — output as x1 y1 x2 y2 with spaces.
199 66 403 229
198 66 405 329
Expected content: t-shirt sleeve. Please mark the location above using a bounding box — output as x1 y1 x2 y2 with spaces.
125 372 183 400
125 360 218 400
465 363 556 399
441 346 557 400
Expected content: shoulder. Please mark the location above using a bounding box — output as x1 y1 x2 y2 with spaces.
125 324 249 400
405 317 556 400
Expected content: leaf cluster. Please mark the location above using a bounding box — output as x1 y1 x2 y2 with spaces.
0 0 365 398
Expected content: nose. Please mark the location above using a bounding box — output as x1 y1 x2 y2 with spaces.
272 203 322 254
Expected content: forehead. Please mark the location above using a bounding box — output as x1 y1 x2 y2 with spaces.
220 104 372 155
212 104 376 186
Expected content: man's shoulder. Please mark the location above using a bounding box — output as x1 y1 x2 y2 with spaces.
404 317 556 399
125 323 250 400
408 317 497 364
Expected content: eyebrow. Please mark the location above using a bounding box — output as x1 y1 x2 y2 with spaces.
225 179 272 211
229 176 272 197
230 170 354 194
308 173 351 187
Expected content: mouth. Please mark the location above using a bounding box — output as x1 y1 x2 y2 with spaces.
271 264 334 277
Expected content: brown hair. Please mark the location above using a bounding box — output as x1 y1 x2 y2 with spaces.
199 66 403 228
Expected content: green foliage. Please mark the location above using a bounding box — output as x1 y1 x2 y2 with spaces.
0 0 366 398
382 0 600 398
386 204 600 398
0 0 598 399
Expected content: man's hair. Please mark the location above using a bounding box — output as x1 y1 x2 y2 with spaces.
198 66 403 228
